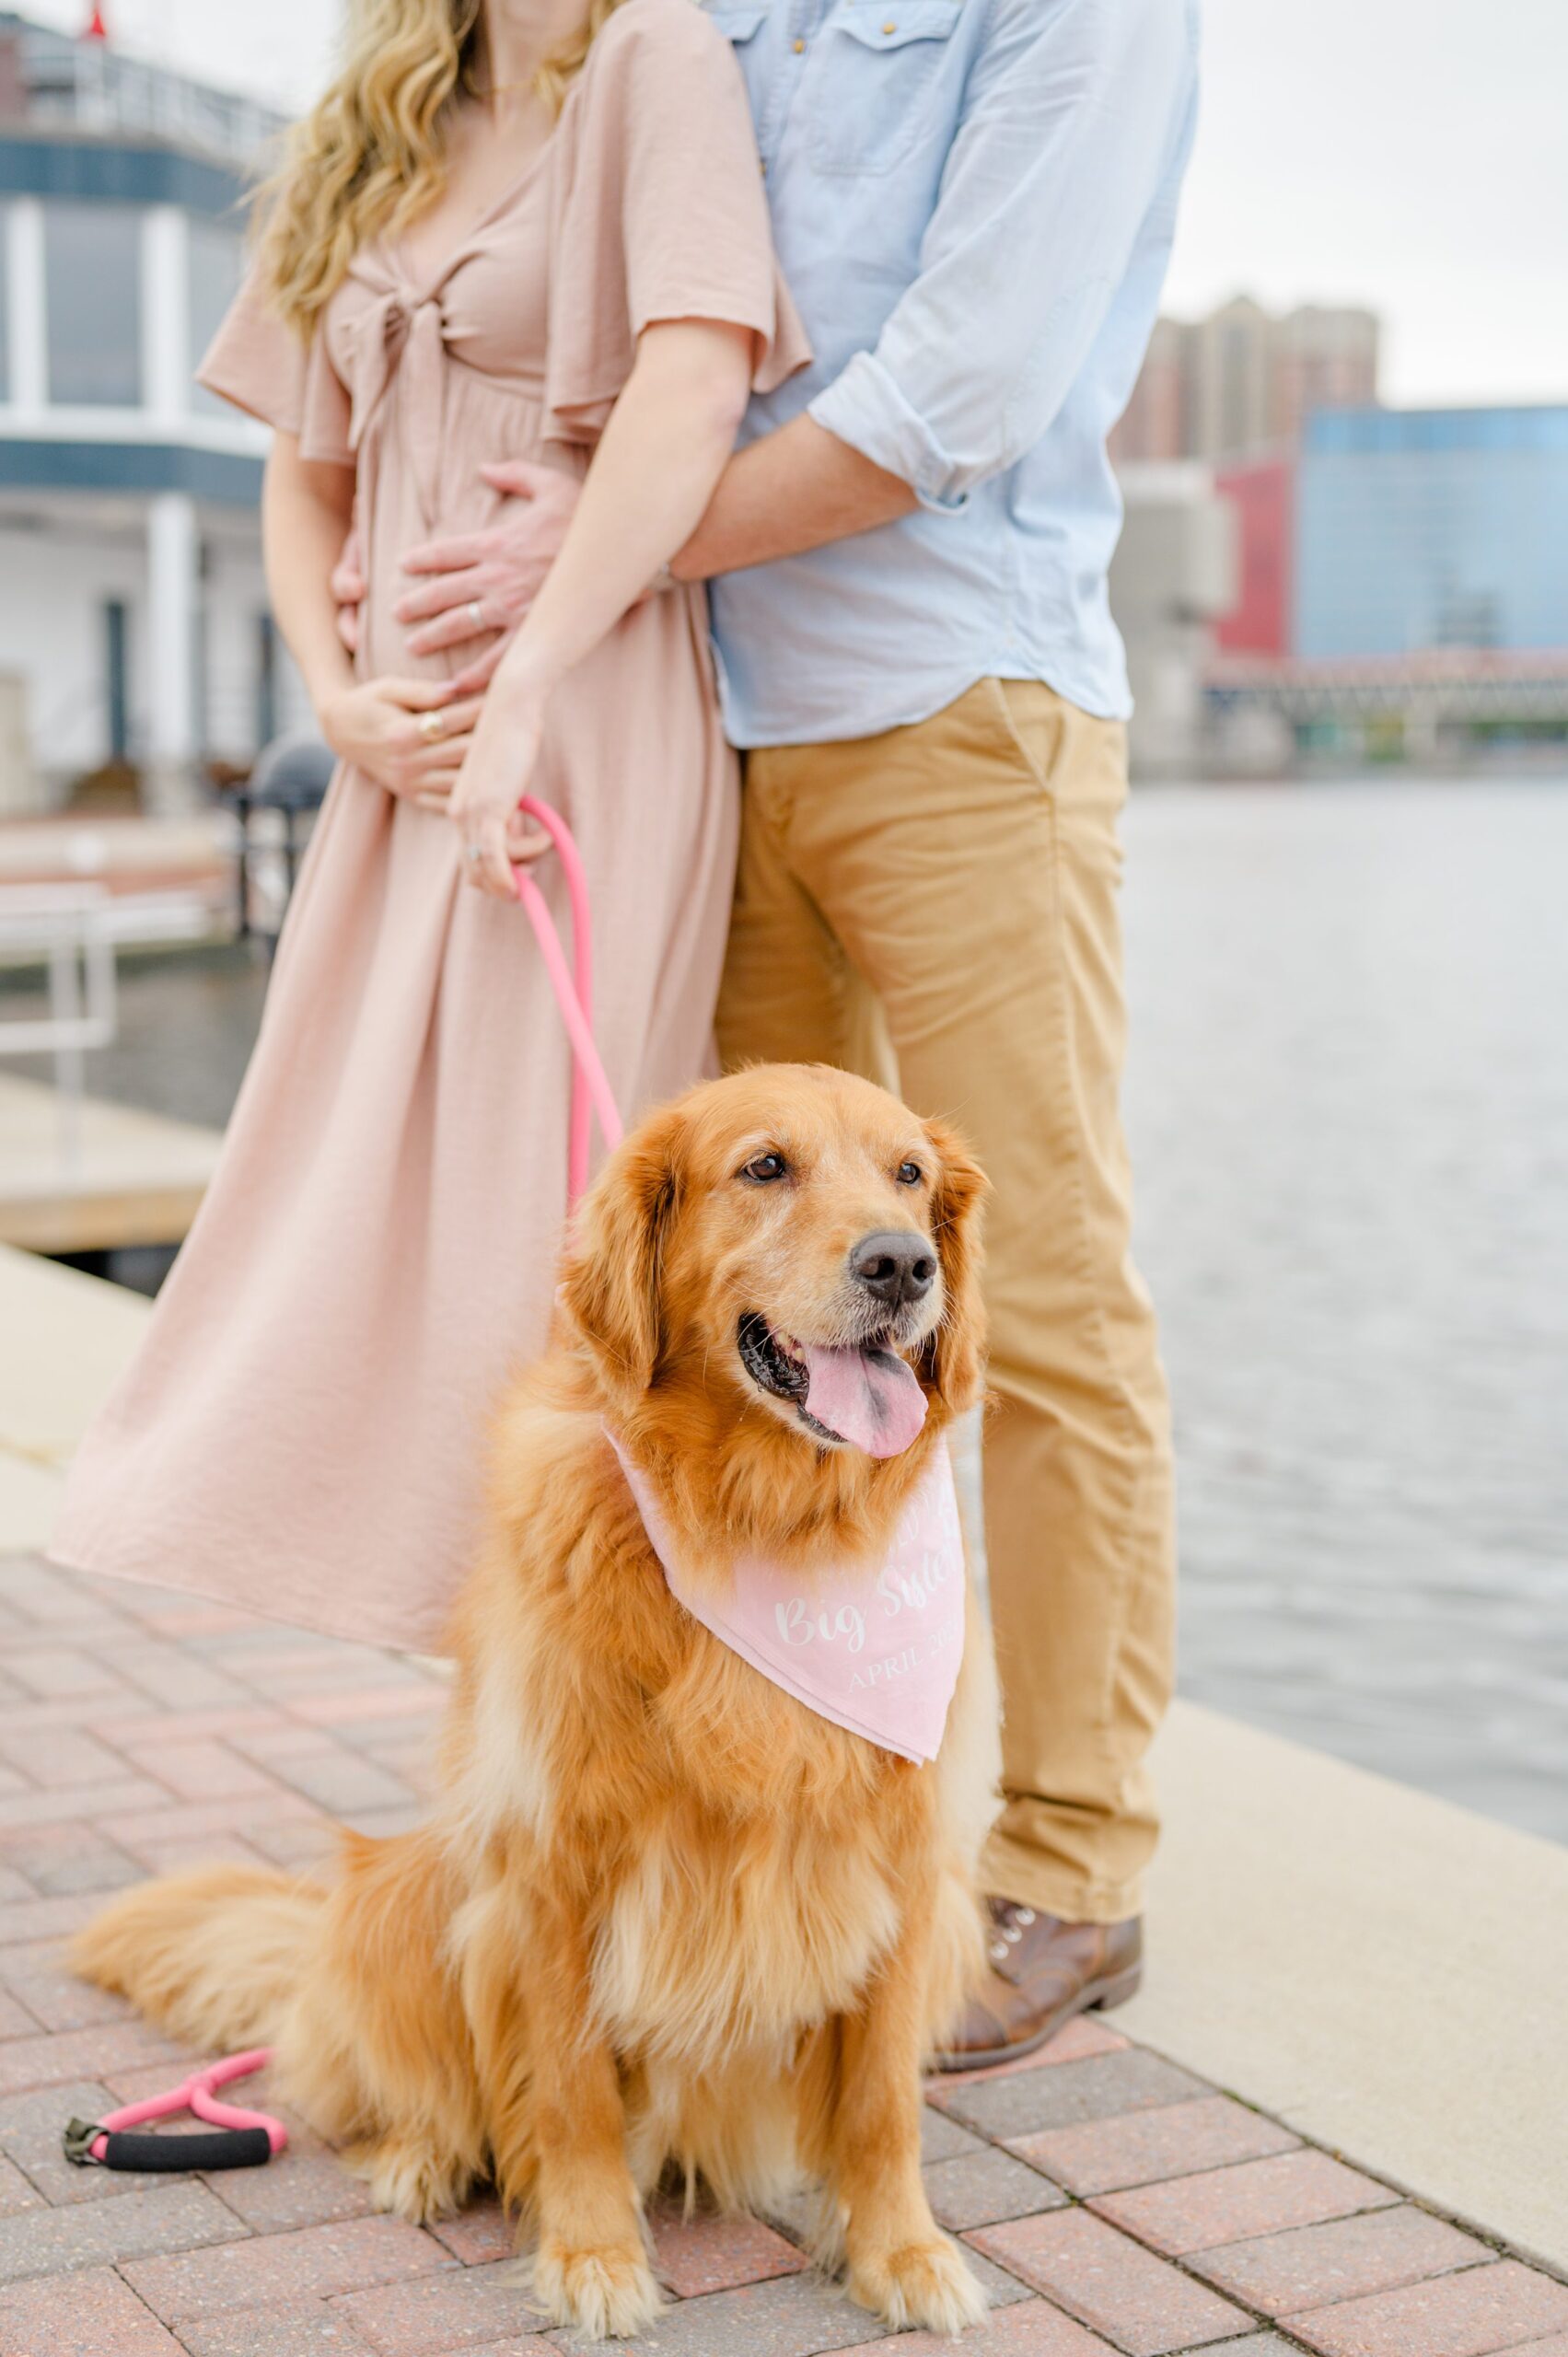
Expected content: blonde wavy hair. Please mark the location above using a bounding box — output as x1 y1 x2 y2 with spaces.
258 0 626 336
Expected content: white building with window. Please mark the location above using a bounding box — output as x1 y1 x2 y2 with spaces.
0 12 310 813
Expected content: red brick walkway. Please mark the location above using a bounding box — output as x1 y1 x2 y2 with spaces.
0 1550 1563 2357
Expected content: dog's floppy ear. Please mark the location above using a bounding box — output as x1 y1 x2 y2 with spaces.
560 1106 685 1407
920 1118 988 1417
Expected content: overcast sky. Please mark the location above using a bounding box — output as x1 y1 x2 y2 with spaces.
27 0 1568 407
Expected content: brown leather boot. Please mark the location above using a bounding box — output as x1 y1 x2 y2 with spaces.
935 1898 1144 2072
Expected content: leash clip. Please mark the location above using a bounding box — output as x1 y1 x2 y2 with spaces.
63 2117 104 2167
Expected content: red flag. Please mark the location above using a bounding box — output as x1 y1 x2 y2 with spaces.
82 6 109 38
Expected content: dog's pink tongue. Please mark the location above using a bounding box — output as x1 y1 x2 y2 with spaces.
800 1342 928 1457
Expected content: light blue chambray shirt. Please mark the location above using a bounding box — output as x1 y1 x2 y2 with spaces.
702 0 1201 749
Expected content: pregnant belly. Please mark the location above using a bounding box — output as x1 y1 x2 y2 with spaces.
359 393 579 685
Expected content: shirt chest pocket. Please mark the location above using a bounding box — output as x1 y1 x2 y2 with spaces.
805 1 963 179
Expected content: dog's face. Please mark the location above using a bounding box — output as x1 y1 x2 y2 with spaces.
563 1065 987 1450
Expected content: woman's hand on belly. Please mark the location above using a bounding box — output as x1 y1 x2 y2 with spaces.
320 677 486 810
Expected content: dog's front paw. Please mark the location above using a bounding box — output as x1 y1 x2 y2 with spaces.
850 2233 989 2336
344 2134 470 2225
532 2235 664 2340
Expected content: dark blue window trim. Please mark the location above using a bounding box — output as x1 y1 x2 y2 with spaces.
0 438 262 504
0 134 251 219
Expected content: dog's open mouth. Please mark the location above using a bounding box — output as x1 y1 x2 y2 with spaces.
738 1314 928 1457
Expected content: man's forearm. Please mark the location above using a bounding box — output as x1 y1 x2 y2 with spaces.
669 413 916 584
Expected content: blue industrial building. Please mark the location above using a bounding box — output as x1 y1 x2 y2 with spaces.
1295 405 1568 662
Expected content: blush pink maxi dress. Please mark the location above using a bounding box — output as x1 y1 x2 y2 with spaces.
50 0 807 1654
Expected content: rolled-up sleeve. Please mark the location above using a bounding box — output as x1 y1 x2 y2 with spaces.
808 0 1197 511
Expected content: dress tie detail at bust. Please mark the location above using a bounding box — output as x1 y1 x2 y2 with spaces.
346 285 451 530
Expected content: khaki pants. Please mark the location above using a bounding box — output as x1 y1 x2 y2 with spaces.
716 679 1175 1922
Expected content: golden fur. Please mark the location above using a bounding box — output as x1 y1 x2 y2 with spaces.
73 1065 1000 2339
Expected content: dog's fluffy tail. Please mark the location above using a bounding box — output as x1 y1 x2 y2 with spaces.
70 1866 326 2054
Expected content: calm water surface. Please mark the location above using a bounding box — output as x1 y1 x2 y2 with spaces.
1122 779 1568 1842
6 778 1564 1840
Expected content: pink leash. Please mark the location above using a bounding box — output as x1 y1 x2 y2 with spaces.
509 796 625 1204
63 804 621 2175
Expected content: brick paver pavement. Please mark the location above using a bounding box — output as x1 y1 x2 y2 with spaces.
0 1550 1563 2357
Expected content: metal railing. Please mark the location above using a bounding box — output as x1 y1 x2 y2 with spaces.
5 20 285 167
0 879 209 1174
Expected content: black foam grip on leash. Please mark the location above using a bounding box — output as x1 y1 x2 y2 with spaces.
96 2127 274 2172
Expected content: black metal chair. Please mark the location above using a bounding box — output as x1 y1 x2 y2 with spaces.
229 735 336 946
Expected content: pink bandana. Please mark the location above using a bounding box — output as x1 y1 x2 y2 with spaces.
609 1434 966 1764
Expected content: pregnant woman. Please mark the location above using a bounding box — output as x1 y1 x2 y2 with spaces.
51 0 806 1650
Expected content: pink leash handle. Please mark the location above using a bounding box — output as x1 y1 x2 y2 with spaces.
65 2048 287 2173
510 796 624 1210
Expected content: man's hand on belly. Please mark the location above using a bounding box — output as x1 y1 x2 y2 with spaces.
390 460 583 693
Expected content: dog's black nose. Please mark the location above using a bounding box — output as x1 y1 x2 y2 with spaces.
849 1230 936 1308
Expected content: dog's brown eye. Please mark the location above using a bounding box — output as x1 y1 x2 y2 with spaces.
742 1151 788 1184
897 1160 924 1187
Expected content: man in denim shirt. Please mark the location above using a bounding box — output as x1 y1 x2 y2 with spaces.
372 0 1200 2063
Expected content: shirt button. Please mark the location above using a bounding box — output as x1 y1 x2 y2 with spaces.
882 17 896 29
793 35 805 50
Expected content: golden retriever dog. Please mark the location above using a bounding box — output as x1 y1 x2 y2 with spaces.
72 1064 1000 2340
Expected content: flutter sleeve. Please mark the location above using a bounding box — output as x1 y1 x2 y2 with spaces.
542 0 810 447
196 261 354 469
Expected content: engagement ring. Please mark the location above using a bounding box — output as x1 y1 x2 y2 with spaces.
465 844 484 865
418 711 446 742
467 599 485 631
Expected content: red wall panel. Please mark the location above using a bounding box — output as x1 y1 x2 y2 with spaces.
1215 459 1294 655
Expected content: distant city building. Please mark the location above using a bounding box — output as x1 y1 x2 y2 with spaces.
1112 296 1381 467
1214 405 1568 664
1213 457 1293 657
1108 464 1237 777
0 11 306 812
1295 405 1568 660
1205 407 1568 763
1107 297 1380 760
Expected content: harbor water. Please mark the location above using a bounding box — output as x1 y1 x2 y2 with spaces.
1124 778 1568 1841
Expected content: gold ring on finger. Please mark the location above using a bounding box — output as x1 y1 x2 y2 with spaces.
418 710 446 743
